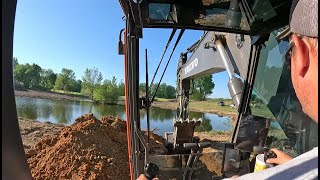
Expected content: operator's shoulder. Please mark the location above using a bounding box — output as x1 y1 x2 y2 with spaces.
295 147 318 160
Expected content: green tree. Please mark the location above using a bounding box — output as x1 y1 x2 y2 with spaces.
118 79 125 96
13 63 42 89
162 84 176 99
149 83 176 99
151 83 166 98
71 79 82 92
81 67 103 100
150 83 158 96
13 63 25 84
28 64 42 89
157 83 166 98
40 69 57 90
139 83 147 95
54 68 77 92
93 76 120 104
191 75 215 101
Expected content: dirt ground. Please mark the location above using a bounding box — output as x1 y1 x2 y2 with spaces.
194 131 231 176
15 90 90 101
19 118 64 152
19 114 230 179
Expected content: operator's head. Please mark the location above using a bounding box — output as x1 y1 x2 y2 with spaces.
278 0 318 122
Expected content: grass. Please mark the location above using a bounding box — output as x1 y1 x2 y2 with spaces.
150 97 276 118
50 89 90 99
189 100 237 114
51 89 82 96
251 105 275 119
153 97 175 102
151 98 238 116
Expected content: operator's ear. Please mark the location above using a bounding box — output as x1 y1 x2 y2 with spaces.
292 34 310 77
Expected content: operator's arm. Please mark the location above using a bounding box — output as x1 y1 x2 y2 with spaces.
223 147 318 180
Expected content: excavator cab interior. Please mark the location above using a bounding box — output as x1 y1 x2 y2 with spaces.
117 0 318 179
2 0 317 179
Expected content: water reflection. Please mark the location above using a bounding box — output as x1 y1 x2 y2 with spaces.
93 104 126 119
15 97 233 136
16 97 38 120
148 108 175 122
51 101 73 124
40 105 52 120
195 117 213 132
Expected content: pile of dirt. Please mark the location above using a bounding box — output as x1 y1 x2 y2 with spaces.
143 131 167 155
23 113 229 179
26 114 134 180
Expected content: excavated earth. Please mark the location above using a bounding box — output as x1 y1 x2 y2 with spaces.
24 114 131 180
20 114 229 179
21 114 165 180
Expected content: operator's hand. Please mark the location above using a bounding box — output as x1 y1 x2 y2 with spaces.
136 174 159 180
266 148 293 165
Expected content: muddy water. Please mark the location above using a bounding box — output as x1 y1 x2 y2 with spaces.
15 96 233 136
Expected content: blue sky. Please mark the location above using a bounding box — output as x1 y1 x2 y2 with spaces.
13 0 231 98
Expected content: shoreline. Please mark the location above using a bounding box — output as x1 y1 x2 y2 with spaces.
15 90 92 102
15 90 237 118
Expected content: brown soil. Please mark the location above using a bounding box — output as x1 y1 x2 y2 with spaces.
15 90 90 101
195 131 231 153
25 114 130 180
195 131 231 176
19 118 64 152
19 115 230 179
22 114 165 180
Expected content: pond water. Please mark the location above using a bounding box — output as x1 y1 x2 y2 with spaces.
15 96 233 136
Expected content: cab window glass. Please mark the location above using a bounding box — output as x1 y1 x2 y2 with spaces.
249 29 318 156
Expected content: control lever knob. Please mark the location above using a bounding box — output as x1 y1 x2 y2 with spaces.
264 150 277 167
144 163 159 180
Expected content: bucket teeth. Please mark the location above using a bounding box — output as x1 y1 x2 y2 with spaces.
172 117 203 149
173 118 202 124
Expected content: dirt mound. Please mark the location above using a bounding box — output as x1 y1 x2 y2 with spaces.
27 114 131 180
24 113 227 179
19 118 64 152
143 131 167 155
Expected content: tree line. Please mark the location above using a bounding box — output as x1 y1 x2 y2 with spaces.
13 58 121 103
138 75 215 101
13 57 215 103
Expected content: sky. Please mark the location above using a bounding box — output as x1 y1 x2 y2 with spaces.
13 0 231 98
